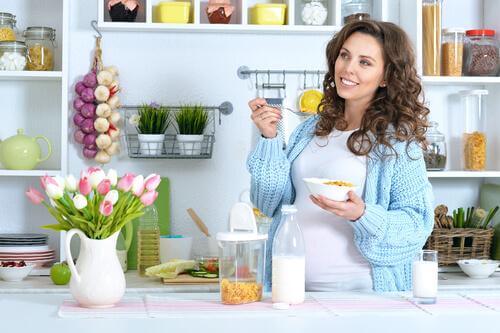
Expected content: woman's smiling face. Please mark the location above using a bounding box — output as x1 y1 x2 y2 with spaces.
334 32 386 105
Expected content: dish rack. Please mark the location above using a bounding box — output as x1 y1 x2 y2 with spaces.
123 102 233 159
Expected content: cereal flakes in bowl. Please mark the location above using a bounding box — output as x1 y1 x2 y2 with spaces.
303 178 357 201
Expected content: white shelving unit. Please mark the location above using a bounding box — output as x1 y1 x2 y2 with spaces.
0 0 68 178
97 0 397 33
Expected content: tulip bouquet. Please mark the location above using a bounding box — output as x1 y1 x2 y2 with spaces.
26 167 160 240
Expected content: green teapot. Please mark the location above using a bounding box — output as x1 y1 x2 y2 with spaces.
0 129 52 170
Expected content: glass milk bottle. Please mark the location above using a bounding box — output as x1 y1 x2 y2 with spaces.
272 205 305 305
137 204 160 276
412 250 438 304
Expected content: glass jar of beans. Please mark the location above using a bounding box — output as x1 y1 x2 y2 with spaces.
463 29 499 76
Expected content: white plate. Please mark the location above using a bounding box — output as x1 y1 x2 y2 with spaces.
0 245 50 253
0 255 55 260
0 250 55 256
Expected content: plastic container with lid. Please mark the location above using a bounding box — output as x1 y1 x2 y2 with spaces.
460 89 488 171
0 12 16 42
272 205 305 305
342 0 371 25
0 41 27 71
424 121 447 171
249 4 287 25
422 0 442 76
301 0 328 26
216 202 268 305
464 29 499 76
441 28 465 76
23 27 56 71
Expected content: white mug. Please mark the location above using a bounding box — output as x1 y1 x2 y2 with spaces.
159 236 193 263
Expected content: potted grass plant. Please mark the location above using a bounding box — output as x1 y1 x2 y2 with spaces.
175 104 209 155
131 102 170 156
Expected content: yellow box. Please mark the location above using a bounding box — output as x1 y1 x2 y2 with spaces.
250 4 287 25
154 1 192 24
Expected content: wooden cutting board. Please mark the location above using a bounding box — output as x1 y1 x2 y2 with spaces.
162 274 219 284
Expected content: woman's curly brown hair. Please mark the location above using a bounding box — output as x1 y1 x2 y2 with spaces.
316 20 429 158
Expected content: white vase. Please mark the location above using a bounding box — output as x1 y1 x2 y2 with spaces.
65 229 126 308
176 134 204 155
138 133 164 156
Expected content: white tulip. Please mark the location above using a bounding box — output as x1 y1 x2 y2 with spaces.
53 175 66 190
65 175 78 192
107 169 118 186
46 183 63 200
88 168 106 189
72 194 88 210
104 190 119 205
131 175 145 197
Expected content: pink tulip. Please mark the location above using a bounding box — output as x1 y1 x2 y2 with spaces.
140 190 158 206
97 179 111 195
99 200 114 217
40 175 58 190
79 177 92 196
117 173 135 192
144 174 161 191
25 187 45 205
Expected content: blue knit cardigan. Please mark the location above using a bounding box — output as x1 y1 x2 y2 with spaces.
247 115 434 292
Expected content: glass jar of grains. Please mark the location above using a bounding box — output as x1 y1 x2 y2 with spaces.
0 41 27 71
463 29 499 76
342 0 371 25
0 12 16 42
23 26 56 71
441 28 465 76
461 89 488 171
422 0 442 76
424 121 447 171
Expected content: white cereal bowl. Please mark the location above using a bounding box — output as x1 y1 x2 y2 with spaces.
457 259 500 279
0 264 34 282
303 177 357 202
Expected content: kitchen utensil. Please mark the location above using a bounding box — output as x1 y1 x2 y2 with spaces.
0 264 34 282
457 259 500 279
0 128 52 170
187 208 210 237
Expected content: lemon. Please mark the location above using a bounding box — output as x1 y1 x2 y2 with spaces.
299 89 323 114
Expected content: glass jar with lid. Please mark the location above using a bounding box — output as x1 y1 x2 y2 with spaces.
441 28 465 76
216 203 267 305
0 12 16 42
23 26 56 71
463 29 499 76
0 41 27 71
422 0 442 76
342 0 371 24
424 121 447 171
301 0 328 26
461 89 488 171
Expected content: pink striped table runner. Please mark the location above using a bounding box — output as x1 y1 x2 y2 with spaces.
58 297 147 318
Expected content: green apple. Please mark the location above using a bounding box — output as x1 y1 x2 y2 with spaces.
50 262 71 285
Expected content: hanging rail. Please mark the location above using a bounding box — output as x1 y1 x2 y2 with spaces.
237 66 327 89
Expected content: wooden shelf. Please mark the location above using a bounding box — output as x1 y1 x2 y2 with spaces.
97 22 341 34
0 170 61 177
427 171 500 178
0 71 63 81
422 76 500 85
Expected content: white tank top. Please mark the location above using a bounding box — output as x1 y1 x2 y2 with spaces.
291 129 373 291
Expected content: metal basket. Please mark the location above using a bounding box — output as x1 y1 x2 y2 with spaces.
123 102 232 159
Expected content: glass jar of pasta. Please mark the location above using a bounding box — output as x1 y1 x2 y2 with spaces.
0 12 16 42
461 89 488 171
23 26 56 71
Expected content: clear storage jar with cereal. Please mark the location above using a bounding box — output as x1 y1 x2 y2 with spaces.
461 89 488 171
0 41 27 71
0 12 16 42
216 203 267 305
463 29 499 76
23 27 56 71
441 28 465 76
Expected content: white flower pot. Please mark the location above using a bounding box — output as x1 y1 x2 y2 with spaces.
176 134 204 155
138 134 164 156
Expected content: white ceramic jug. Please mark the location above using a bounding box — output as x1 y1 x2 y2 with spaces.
65 229 126 308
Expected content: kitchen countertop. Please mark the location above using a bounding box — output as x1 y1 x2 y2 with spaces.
1 271 500 294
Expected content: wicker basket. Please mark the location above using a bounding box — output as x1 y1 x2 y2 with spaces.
425 228 494 265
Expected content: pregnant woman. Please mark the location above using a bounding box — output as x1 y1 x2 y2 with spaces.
247 20 434 292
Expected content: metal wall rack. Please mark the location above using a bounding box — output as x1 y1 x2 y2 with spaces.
123 102 233 159
237 66 327 90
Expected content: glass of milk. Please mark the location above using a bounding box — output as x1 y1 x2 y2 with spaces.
412 249 438 304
